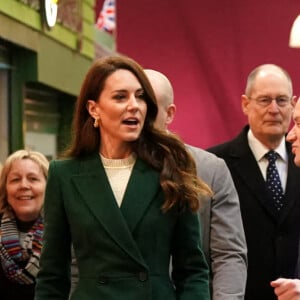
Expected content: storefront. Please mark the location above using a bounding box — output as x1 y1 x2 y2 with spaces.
0 0 106 162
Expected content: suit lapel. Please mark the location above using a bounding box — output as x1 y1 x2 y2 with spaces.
71 154 147 268
230 128 300 222
229 128 280 220
120 158 161 232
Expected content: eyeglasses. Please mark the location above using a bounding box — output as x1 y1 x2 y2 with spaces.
249 96 292 107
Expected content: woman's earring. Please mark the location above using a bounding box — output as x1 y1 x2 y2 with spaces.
93 118 99 128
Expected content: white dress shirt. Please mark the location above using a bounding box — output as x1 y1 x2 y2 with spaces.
247 129 288 192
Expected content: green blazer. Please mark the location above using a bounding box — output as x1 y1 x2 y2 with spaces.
35 154 209 300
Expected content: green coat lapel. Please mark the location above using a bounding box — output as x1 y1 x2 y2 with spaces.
70 154 147 268
120 158 161 232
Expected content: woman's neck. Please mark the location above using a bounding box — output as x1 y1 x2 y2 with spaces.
99 144 133 159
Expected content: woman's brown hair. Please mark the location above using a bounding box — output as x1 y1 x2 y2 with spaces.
65 55 212 212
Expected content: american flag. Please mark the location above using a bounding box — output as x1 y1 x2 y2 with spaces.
96 0 116 34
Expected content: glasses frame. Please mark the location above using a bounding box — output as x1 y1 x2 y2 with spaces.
248 95 293 108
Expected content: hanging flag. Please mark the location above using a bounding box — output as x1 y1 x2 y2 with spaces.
96 0 116 34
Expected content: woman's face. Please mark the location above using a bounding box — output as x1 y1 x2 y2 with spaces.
88 69 148 152
6 158 46 222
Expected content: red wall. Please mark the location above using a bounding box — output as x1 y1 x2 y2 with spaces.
116 0 300 148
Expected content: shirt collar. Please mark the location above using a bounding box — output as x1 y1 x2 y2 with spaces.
247 129 288 162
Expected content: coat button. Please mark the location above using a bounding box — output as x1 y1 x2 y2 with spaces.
138 272 148 282
98 276 108 284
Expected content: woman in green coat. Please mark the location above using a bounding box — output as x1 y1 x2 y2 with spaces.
35 55 211 300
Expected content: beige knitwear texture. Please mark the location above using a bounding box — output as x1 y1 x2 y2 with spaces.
100 153 136 207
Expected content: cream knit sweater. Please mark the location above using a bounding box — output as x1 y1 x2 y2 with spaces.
100 153 136 207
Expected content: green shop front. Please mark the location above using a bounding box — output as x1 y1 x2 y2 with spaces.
0 0 100 162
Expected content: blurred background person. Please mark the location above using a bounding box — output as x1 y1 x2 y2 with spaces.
270 97 300 300
35 55 211 300
286 97 300 167
208 64 300 299
0 149 49 300
145 69 247 300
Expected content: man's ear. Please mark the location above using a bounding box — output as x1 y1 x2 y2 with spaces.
292 95 298 107
166 104 176 126
241 94 250 116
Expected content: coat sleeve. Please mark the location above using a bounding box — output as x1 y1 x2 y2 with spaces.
171 209 210 300
35 160 72 300
207 156 247 300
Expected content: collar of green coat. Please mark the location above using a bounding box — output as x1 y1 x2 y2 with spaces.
71 154 161 268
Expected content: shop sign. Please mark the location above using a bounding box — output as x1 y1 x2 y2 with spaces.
42 0 58 29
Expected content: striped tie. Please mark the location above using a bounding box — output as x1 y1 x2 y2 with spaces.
265 150 284 211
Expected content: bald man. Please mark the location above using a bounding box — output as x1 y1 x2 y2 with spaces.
145 69 247 300
208 64 300 300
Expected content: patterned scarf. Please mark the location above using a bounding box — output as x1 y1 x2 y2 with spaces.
0 209 43 284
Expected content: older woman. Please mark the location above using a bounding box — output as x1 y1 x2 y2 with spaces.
35 55 211 300
0 150 48 300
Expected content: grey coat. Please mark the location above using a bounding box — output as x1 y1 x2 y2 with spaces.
187 145 247 300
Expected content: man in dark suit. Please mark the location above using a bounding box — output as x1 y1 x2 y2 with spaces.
208 64 300 300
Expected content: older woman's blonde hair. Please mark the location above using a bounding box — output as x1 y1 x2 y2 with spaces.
0 150 49 214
